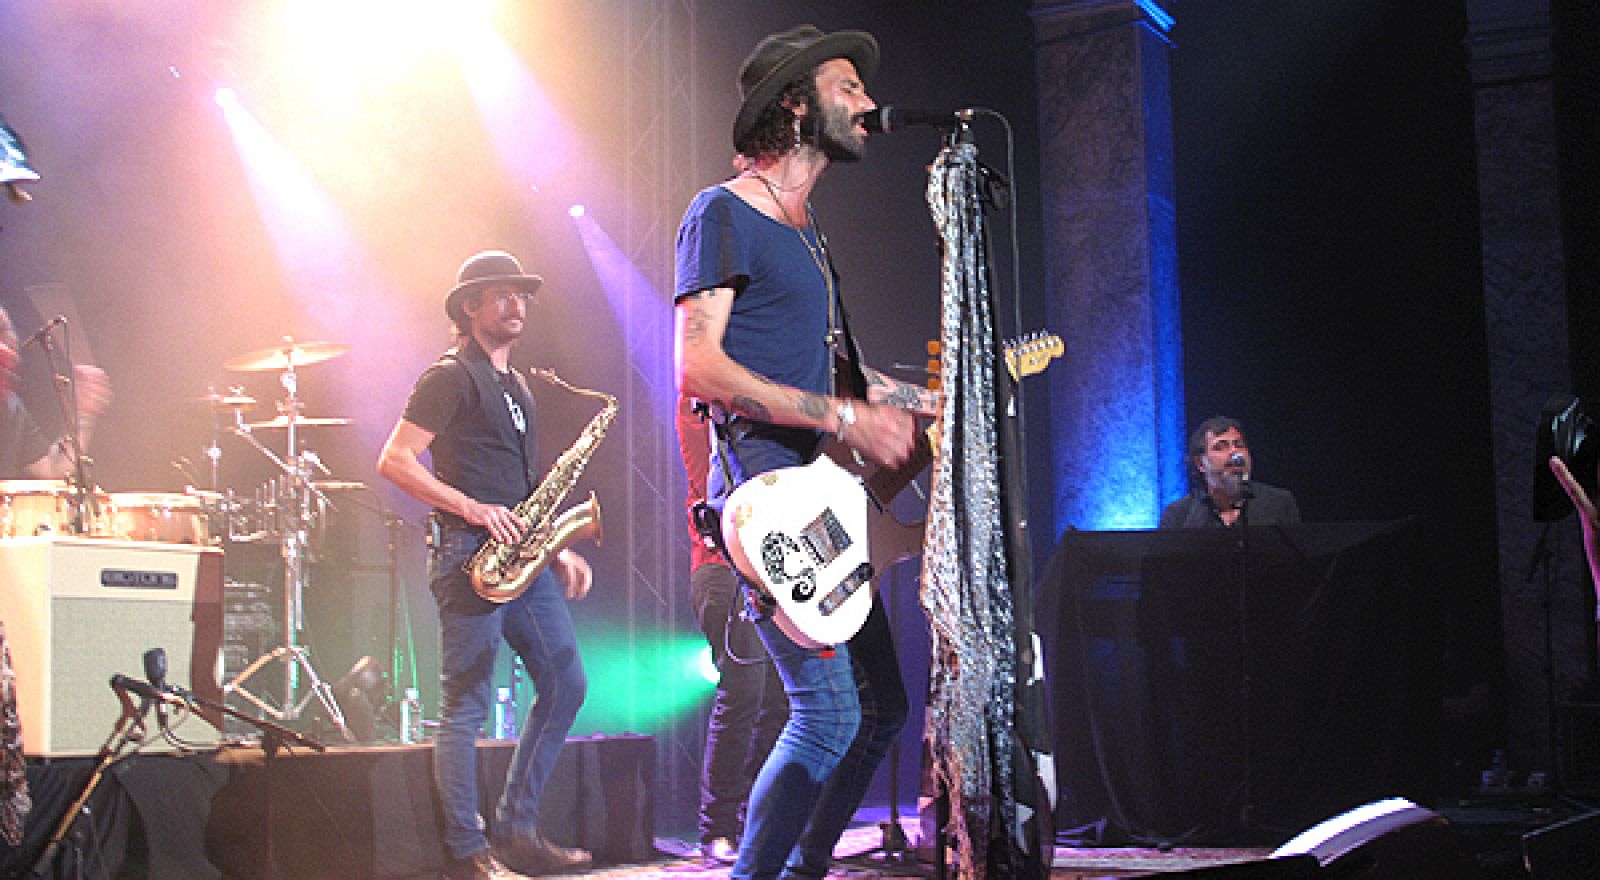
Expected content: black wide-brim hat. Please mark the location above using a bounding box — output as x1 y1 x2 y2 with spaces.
445 250 544 324
733 25 879 150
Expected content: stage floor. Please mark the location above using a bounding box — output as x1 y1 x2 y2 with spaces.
8 739 1568 879
531 829 1272 880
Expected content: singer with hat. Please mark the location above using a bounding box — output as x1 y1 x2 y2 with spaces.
378 250 595 880
1159 416 1302 528
672 23 939 880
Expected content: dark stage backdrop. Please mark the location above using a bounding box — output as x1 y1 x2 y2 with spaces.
1163 0 1501 787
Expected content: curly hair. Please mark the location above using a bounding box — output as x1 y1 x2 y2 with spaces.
735 73 817 161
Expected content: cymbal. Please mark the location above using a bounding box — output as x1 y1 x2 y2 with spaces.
190 393 257 409
223 341 349 372
239 416 353 430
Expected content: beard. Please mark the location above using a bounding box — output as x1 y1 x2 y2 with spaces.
802 99 867 162
1208 470 1247 497
477 315 524 347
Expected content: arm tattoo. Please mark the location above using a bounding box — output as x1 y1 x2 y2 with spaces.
729 395 772 422
681 304 710 345
863 366 890 388
798 393 830 421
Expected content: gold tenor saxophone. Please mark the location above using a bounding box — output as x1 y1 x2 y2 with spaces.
469 368 616 603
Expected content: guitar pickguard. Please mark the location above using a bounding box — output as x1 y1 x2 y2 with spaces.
759 531 816 602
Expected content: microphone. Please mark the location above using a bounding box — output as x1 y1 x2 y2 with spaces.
1227 452 1247 470
18 315 65 350
143 647 168 691
861 106 973 134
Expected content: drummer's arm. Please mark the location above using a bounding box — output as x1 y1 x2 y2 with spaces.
22 441 79 481
377 418 523 545
20 365 111 480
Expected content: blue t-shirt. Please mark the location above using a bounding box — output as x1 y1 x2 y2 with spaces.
674 184 840 493
674 184 833 399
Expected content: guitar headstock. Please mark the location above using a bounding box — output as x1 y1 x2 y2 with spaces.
1004 331 1064 381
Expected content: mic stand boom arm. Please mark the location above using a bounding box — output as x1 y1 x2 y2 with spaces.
35 329 99 531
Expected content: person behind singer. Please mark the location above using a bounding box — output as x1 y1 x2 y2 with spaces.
377 250 594 880
673 24 939 880
0 305 112 479
676 394 786 865
1159 415 1301 529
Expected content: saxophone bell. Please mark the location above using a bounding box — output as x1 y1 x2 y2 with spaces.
471 491 602 603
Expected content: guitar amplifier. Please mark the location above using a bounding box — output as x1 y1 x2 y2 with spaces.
0 536 224 755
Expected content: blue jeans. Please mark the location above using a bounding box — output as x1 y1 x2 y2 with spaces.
715 428 910 880
429 527 587 860
733 600 909 880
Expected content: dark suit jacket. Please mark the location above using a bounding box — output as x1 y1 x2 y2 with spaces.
1158 481 1302 529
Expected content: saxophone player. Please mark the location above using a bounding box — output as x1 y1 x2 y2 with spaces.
378 250 594 880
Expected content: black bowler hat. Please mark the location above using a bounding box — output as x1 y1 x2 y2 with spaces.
732 25 878 150
445 250 544 324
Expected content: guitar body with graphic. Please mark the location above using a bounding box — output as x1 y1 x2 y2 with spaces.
721 333 1061 647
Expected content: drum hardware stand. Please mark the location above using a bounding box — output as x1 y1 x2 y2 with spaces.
220 354 352 741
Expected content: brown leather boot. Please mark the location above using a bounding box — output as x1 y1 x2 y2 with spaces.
441 849 534 880
494 829 593 875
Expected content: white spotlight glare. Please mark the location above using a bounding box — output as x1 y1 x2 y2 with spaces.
568 204 586 218
695 646 719 685
213 87 238 108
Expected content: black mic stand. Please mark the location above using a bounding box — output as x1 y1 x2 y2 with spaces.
34 328 99 532
26 682 155 879
182 685 326 878
1232 478 1258 838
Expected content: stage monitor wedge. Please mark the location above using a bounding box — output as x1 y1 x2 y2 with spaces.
1272 797 1486 879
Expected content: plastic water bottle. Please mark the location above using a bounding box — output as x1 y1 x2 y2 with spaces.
494 686 518 739
400 687 424 744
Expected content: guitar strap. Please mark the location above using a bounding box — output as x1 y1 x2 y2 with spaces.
810 205 868 400
689 398 737 562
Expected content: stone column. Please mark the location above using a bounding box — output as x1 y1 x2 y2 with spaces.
1033 0 1184 532
1466 0 1585 775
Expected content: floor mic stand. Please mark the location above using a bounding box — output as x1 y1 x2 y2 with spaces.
866 567 915 866
1233 481 1257 837
181 685 325 879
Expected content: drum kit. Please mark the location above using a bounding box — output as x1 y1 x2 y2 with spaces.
203 338 364 739
0 338 368 740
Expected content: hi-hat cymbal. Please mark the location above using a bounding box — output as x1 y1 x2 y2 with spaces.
223 341 349 372
190 392 257 409
239 416 353 430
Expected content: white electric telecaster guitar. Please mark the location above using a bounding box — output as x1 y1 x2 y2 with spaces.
721 333 1063 648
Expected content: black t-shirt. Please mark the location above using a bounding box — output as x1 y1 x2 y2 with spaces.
402 340 539 525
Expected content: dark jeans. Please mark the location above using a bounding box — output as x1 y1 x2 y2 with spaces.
429 528 587 860
691 562 786 845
